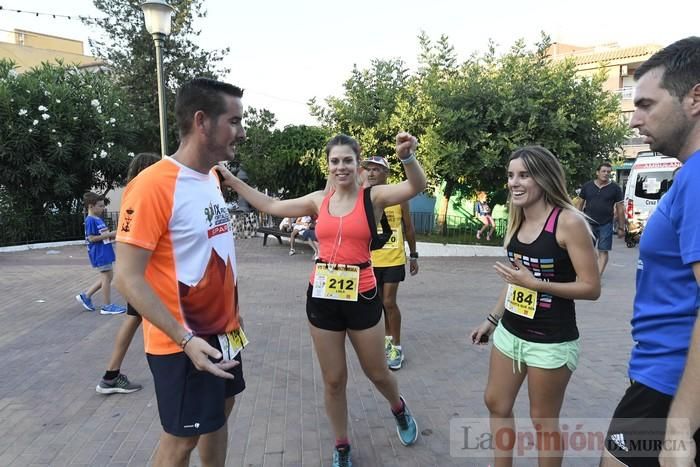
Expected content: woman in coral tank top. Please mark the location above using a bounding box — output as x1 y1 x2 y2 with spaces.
217 132 426 467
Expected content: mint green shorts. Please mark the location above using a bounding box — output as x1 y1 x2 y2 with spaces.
493 323 580 373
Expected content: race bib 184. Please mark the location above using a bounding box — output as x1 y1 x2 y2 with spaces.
505 284 537 319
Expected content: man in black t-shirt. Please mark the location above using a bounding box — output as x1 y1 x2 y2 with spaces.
575 161 624 275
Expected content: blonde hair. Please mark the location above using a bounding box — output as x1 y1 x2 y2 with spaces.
503 146 586 246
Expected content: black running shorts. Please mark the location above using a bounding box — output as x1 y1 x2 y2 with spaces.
373 264 406 286
126 303 140 317
605 381 700 466
147 336 245 437
306 284 382 331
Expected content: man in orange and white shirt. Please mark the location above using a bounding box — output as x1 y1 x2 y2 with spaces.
114 78 247 467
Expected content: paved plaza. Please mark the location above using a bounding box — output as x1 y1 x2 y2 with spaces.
0 237 639 466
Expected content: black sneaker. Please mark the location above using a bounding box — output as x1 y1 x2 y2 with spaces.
96 373 143 394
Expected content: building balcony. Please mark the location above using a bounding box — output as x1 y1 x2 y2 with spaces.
616 87 634 99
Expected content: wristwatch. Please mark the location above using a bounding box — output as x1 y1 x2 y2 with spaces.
409 252 419 259
180 331 194 350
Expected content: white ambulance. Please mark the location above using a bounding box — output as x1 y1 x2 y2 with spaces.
624 151 682 236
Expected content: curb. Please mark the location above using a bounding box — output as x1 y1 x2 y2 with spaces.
248 233 505 257
0 239 86 253
413 241 505 257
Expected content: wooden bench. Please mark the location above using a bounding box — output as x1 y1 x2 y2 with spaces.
256 215 290 246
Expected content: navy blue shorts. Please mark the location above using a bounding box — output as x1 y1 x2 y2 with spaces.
125 303 141 317
590 222 613 251
147 337 245 437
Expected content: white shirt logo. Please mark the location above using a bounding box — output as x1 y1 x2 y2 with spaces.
609 433 629 452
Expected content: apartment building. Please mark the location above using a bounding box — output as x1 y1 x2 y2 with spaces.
550 42 662 188
0 29 104 72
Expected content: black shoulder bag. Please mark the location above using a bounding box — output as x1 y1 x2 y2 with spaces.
363 186 393 250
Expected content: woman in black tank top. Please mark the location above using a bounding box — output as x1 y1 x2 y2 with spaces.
470 146 601 467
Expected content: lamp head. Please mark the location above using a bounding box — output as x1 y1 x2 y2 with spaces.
140 0 175 36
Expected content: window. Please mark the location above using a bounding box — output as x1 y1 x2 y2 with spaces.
634 172 673 200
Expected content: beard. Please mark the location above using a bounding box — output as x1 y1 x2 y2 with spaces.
650 108 692 157
205 134 234 163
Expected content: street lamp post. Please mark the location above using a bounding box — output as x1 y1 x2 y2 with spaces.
140 0 174 157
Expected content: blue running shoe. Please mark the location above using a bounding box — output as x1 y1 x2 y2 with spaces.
76 293 95 311
388 345 404 370
332 444 352 467
100 304 126 315
393 396 418 446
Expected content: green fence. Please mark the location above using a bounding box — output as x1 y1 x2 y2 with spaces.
1 209 507 247
0 211 120 247
411 211 507 244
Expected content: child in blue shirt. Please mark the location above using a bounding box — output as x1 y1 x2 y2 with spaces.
75 192 126 314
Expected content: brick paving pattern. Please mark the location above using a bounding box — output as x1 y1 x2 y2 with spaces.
0 237 639 466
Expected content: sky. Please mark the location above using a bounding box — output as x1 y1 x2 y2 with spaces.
0 0 696 126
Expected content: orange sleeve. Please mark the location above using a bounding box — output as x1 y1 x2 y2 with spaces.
116 161 177 250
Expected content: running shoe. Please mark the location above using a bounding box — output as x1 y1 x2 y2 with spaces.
96 373 143 394
332 444 352 467
393 396 419 446
384 336 393 360
388 345 404 370
100 304 127 315
289 249 296 256
76 293 95 312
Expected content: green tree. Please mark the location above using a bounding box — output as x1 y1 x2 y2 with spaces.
85 0 229 154
314 33 629 232
234 108 330 199
309 58 410 180
412 34 628 221
0 59 139 243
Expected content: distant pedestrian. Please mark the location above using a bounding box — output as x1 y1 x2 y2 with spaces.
575 161 624 275
75 192 126 315
96 152 160 395
476 191 496 241
362 155 419 371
